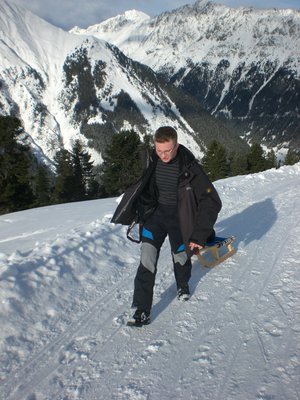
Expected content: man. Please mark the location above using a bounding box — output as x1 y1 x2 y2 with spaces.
111 126 222 326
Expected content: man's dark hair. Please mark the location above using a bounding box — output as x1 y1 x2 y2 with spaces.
154 126 177 143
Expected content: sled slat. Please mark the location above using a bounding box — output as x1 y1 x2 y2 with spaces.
196 236 236 268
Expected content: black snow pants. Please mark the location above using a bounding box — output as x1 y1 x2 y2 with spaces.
132 204 192 312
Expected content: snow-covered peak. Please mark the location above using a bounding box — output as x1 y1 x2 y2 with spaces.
70 9 150 35
73 1 300 76
70 9 151 53
122 9 150 21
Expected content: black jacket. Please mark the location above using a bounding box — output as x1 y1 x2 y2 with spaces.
111 145 222 254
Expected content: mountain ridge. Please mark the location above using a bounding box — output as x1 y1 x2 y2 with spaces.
0 0 299 167
1 0 217 164
73 0 300 154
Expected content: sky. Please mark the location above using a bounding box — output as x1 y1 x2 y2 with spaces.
12 0 300 31
1 163 300 399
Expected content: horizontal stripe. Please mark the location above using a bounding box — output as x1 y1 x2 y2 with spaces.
156 158 179 205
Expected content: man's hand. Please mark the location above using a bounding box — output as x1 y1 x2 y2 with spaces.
189 242 203 252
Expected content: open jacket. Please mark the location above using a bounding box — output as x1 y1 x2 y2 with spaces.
111 144 222 256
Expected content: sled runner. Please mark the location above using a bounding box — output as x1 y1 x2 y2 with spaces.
195 236 236 267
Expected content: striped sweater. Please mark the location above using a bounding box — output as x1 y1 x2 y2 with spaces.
155 157 179 206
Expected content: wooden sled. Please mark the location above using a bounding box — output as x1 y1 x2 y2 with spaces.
196 236 236 267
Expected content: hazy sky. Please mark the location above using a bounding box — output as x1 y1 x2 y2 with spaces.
12 0 300 30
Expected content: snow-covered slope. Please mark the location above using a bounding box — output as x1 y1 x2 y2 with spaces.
1 163 300 399
0 0 83 162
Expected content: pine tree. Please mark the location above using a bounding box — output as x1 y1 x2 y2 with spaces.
52 149 76 203
0 116 35 214
285 148 300 166
71 140 98 199
35 163 53 206
100 130 142 196
139 134 152 170
265 149 277 169
247 142 268 173
229 152 248 176
202 140 229 181
52 142 99 204
71 140 86 201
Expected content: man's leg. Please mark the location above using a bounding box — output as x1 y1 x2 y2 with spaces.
166 209 192 294
132 210 166 312
172 249 192 289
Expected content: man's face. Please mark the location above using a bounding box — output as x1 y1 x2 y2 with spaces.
155 140 179 163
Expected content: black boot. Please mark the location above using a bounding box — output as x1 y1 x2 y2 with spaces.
177 284 190 301
127 309 151 327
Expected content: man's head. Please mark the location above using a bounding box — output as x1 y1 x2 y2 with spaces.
154 126 179 163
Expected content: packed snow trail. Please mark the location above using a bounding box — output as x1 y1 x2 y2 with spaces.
0 165 300 400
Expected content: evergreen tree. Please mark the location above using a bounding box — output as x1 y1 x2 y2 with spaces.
35 163 53 206
229 152 248 176
139 134 152 169
247 142 267 173
71 140 86 201
265 149 277 170
100 130 142 196
71 140 98 199
202 140 229 181
52 149 75 203
285 148 300 166
52 142 99 204
0 116 35 214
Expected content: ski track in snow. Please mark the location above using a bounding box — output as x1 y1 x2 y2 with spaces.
0 166 300 400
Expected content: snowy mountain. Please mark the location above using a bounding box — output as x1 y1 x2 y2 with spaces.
1 0 249 168
0 1 211 165
73 0 300 153
0 163 300 399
